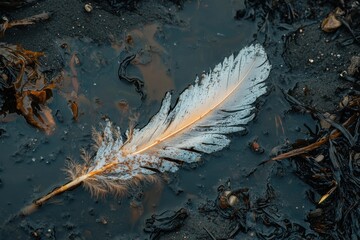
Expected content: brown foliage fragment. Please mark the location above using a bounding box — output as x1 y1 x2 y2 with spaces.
0 43 56 134
0 12 50 37
0 12 56 133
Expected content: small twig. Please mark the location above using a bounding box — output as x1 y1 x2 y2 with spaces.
318 181 337 204
19 161 118 216
203 226 217 240
0 12 50 37
348 97 360 108
272 113 358 161
228 224 240 238
316 113 356 146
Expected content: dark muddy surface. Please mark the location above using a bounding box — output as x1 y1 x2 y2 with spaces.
0 0 359 239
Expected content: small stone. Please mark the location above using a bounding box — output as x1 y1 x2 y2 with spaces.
1 73 8 81
228 195 239 207
321 7 344 32
319 112 336 129
250 139 264 153
339 96 349 108
251 140 260 152
339 70 347 78
96 216 108 225
314 154 324 162
72 54 80 65
84 3 93 13
223 191 232 197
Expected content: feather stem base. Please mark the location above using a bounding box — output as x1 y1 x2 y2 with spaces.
20 161 118 216
16 44 271 216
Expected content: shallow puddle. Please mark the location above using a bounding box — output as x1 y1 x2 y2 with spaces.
0 0 319 238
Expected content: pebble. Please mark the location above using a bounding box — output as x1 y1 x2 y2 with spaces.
84 3 93 13
228 195 239 207
321 7 344 32
314 154 325 162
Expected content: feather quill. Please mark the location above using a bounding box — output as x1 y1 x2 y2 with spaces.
20 44 271 215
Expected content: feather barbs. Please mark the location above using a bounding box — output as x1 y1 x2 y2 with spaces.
66 43 270 194
121 44 270 159
20 44 271 214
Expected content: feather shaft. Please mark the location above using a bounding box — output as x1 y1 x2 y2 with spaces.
18 44 271 215
124 44 270 158
20 176 84 215
130 57 255 155
20 161 119 215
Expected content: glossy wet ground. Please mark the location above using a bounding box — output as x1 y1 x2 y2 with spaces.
0 1 324 239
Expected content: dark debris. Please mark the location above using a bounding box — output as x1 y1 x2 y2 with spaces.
273 90 360 238
0 0 35 9
144 208 188 240
0 43 57 134
118 53 146 100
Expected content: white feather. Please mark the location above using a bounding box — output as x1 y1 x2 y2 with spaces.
22 44 271 212
91 44 271 181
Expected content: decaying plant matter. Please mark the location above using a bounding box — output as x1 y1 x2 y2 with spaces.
0 12 49 37
0 44 57 134
18 44 271 215
0 12 57 133
272 92 360 238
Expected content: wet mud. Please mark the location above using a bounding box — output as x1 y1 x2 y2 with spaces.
0 0 359 239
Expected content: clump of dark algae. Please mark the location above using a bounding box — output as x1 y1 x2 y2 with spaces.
268 1 360 238
240 0 360 239
144 208 189 240
148 180 322 239
271 91 360 238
